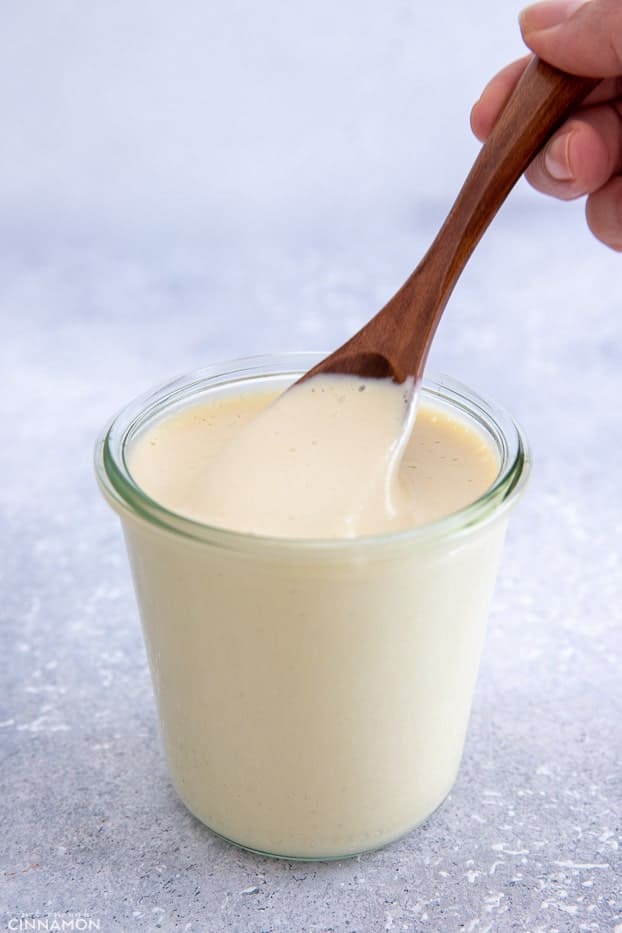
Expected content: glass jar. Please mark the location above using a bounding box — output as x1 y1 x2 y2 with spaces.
95 352 529 860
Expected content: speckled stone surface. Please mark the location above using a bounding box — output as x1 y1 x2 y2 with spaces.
2 2 621 931
2 205 621 933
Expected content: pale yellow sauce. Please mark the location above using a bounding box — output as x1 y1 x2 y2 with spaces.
120 375 508 857
129 375 498 538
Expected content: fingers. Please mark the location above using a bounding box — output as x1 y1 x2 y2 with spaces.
473 70 622 142
586 176 622 250
470 56 531 141
526 103 622 250
472 0 622 142
524 102 622 199
470 0 622 250
520 0 622 77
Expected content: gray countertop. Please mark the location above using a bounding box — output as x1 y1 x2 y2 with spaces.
2 205 620 932
1 1 621 928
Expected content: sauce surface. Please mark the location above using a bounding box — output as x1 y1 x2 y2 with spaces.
129 375 498 538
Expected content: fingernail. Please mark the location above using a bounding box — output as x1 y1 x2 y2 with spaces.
544 133 575 181
519 0 589 34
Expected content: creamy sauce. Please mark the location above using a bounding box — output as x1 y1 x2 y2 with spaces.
116 374 511 857
129 374 498 538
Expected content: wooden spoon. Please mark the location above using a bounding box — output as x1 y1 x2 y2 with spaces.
300 58 598 386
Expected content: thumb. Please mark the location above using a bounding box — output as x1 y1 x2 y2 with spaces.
520 0 622 77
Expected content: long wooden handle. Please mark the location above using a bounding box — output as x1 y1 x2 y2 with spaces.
302 57 599 385
375 57 601 382
429 57 599 293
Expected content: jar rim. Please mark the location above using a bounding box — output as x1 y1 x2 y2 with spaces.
94 352 530 554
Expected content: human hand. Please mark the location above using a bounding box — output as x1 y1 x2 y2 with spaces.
470 0 622 251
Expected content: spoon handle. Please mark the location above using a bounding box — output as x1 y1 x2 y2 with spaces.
302 57 599 385
421 57 599 297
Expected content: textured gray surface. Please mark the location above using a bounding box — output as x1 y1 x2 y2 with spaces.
2 1 622 931
2 207 621 933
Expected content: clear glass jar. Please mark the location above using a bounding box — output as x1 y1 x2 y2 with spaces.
95 352 529 860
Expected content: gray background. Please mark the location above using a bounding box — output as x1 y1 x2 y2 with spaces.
1 1 620 931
